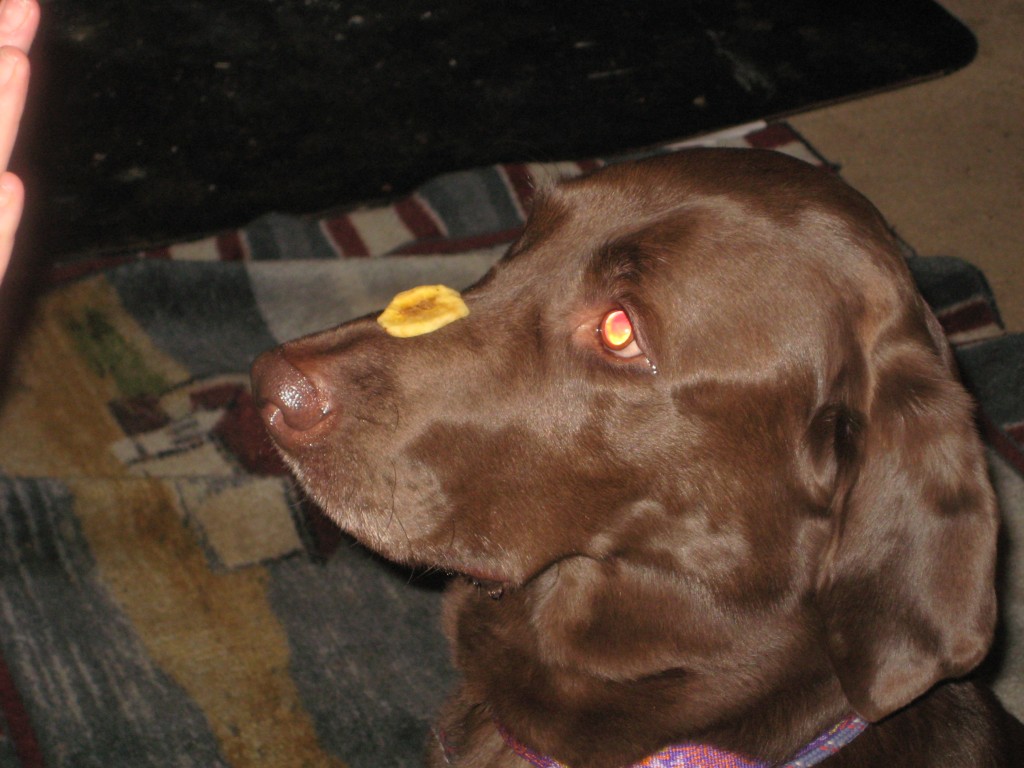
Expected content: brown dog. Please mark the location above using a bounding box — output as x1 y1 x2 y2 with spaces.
251 149 1024 766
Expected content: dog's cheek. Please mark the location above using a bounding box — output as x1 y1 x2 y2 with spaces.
401 420 643 578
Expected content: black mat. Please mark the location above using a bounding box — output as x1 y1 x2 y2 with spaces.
14 0 976 259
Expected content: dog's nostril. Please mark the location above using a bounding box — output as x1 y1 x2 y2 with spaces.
251 349 329 434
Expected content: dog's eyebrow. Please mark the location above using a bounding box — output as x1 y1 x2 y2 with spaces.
587 219 687 291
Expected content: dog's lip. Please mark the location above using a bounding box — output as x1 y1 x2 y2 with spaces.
463 575 507 600
454 565 508 585
446 562 513 594
450 552 584 592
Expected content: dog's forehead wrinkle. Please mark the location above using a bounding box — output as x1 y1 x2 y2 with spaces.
585 222 687 292
478 253 587 344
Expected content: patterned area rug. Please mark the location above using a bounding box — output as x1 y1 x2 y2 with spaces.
1 123 1022 767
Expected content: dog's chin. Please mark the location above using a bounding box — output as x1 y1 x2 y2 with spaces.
303 488 557 588
314 500 521 588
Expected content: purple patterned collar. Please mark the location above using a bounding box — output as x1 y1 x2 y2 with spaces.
496 714 868 768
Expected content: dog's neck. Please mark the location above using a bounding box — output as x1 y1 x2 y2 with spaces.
447 573 859 766
496 714 868 768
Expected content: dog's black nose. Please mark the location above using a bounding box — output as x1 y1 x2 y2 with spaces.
250 348 329 442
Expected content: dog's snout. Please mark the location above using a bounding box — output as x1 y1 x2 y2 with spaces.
251 348 330 443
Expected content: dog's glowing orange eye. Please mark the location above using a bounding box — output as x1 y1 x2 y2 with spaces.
600 309 635 350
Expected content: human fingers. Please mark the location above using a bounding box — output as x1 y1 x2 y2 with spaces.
0 0 40 53
0 45 29 170
0 172 24 280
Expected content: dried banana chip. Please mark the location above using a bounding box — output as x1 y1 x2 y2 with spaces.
376 284 470 338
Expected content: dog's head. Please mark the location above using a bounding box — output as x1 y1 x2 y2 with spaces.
252 150 997 734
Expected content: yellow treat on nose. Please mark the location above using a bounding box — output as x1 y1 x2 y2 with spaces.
376 284 470 338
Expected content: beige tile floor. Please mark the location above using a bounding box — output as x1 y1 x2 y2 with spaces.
790 0 1023 331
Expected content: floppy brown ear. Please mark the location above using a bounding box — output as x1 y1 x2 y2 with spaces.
816 302 999 722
